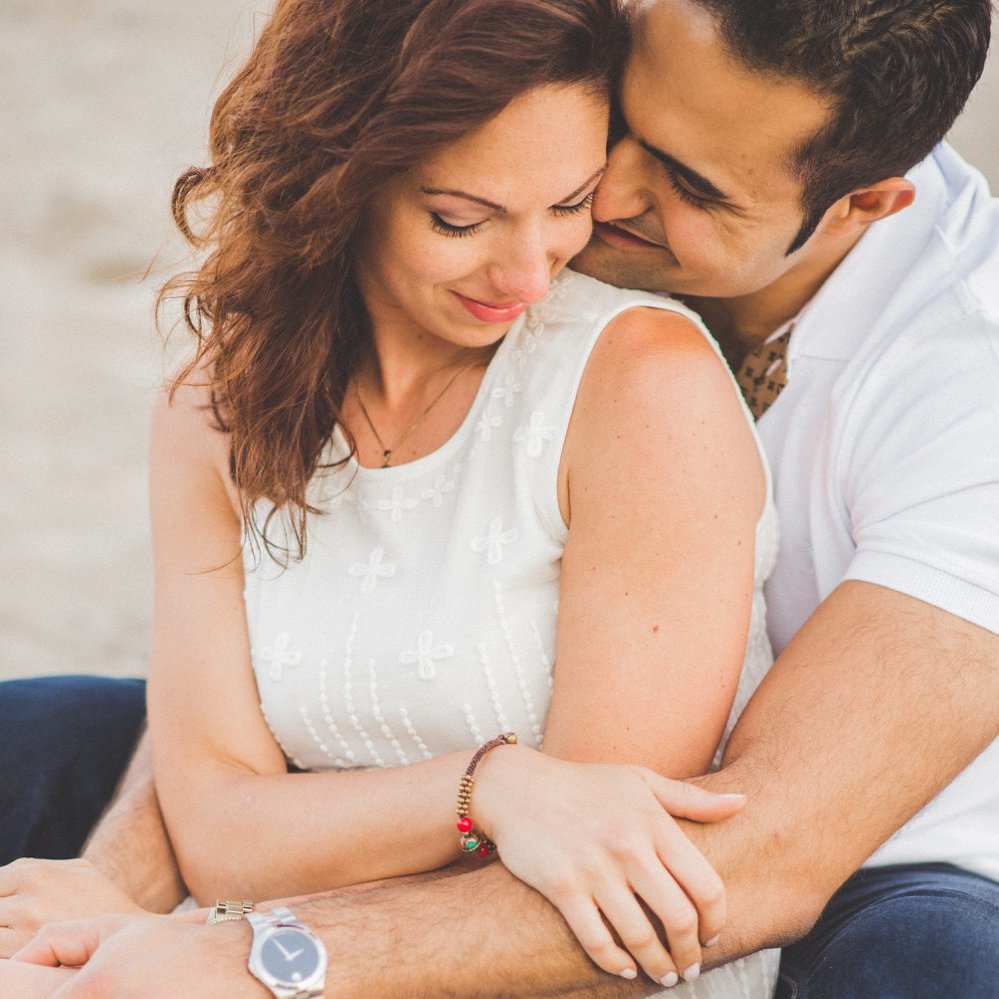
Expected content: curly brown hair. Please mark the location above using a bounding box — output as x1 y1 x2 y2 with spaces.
163 0 626 560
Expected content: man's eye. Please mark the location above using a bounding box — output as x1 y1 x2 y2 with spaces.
665 168 714 208
429 214 483 238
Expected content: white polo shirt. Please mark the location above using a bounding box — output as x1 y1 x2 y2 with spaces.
757 142 999 881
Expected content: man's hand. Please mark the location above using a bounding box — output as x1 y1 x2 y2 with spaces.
80 732 188 913
0 859 143 958
14 913 267 999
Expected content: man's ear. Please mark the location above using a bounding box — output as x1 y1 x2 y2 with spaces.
825 178 916 235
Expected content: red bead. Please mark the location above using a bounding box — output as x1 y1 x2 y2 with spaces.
477 844 491 858
457 816 473 833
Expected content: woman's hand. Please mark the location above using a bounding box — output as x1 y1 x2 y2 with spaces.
474 747 744 987
0 859 144 958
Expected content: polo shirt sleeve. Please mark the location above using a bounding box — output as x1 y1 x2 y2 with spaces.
841 315 999 634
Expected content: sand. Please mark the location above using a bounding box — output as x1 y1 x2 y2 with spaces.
1 3 997 682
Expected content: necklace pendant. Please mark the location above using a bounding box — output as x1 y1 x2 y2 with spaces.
381 450 392 467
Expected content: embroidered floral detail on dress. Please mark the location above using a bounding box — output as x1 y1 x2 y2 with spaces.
491 373 523 409
399 630 456 682
524 276 570 330
475 407 502 442
349 547 397 594
513 411 556 458
421 473 456 508
259 632 303 682
375 486 419 522
470 517 518 565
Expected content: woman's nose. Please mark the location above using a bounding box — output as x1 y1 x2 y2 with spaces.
490 235 553 305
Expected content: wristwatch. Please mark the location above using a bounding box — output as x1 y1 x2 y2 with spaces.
246 906 328 999
207 899 254 925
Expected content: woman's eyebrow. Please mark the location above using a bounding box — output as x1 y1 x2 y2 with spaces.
558 163 608 203
419 186 506 212
419 164 607 214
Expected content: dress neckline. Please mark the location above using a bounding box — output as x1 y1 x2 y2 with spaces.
330 312 523 481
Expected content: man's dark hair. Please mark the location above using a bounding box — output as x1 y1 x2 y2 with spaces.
691 0 992 252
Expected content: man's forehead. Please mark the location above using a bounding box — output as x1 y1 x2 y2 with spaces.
626 0 831 203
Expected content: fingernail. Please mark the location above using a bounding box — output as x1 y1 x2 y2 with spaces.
683 963 701 982
619 968 637 980
704 935 721 947
718 793 746 800
661 971 679 987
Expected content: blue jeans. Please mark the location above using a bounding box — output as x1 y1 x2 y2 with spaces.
776 863 999 998
3 677 999 997
0 675 146 864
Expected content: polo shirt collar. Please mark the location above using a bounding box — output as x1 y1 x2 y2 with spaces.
786 149 949 363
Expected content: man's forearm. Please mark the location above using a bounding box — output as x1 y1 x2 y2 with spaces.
282 582 999 998
293 862 655 999
82 731 186 912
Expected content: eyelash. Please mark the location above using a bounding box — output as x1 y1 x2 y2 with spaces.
663 167 714 209
429 192 596 239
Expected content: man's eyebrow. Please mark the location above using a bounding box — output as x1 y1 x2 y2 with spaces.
419 165 607 214
637 140 730 200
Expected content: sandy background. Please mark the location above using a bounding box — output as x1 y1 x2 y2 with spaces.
1 3 997 683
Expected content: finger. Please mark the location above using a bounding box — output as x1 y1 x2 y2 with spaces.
646 774 746 823
593 883 681 987
626 860 711 984
0 894 28 923
0 858 28 896
554 892 641 981
654 821 727 946
13 920 105 968
0 926 32 959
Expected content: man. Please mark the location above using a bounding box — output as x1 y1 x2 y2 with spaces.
2 0 998 996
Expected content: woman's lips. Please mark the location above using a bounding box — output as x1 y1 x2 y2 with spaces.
593 220 668 251
452 290 527 324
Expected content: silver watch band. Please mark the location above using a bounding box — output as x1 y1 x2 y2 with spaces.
207 899 254 925
246 906 300 931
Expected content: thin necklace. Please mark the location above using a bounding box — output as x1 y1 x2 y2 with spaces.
354 362 477 467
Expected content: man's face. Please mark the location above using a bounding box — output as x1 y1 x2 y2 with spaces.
573 0 834 300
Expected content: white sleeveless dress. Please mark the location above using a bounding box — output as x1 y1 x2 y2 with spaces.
243 268 780 997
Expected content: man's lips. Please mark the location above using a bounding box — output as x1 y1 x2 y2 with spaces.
451 290 527 324
593 220 669 252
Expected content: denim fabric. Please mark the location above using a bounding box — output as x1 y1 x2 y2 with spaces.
0 675 146 864
777 862 999 999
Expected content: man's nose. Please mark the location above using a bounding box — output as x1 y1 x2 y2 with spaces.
593 135 652 223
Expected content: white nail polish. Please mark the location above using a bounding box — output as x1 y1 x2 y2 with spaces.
704 935 721 947
683 963 701 982
661 971 679 987
619 968 638 980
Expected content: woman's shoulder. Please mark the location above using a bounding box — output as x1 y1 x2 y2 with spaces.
150 353 238 515
562 299 768 520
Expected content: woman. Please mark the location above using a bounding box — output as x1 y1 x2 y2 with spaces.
3 0 778 994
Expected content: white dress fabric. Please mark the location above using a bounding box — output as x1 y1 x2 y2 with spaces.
243 268 780 997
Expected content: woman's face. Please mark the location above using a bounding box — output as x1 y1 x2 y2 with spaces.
354 83 609 352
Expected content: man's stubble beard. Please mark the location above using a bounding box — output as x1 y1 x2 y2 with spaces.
570 238 677 296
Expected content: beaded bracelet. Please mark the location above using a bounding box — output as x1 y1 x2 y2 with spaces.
456 732 518 858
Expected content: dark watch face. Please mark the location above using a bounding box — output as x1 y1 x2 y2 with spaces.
261 927 322 985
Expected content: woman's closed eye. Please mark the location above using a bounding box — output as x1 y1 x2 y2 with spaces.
429 213 485 238
552 190 595 218
429 191 596 239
